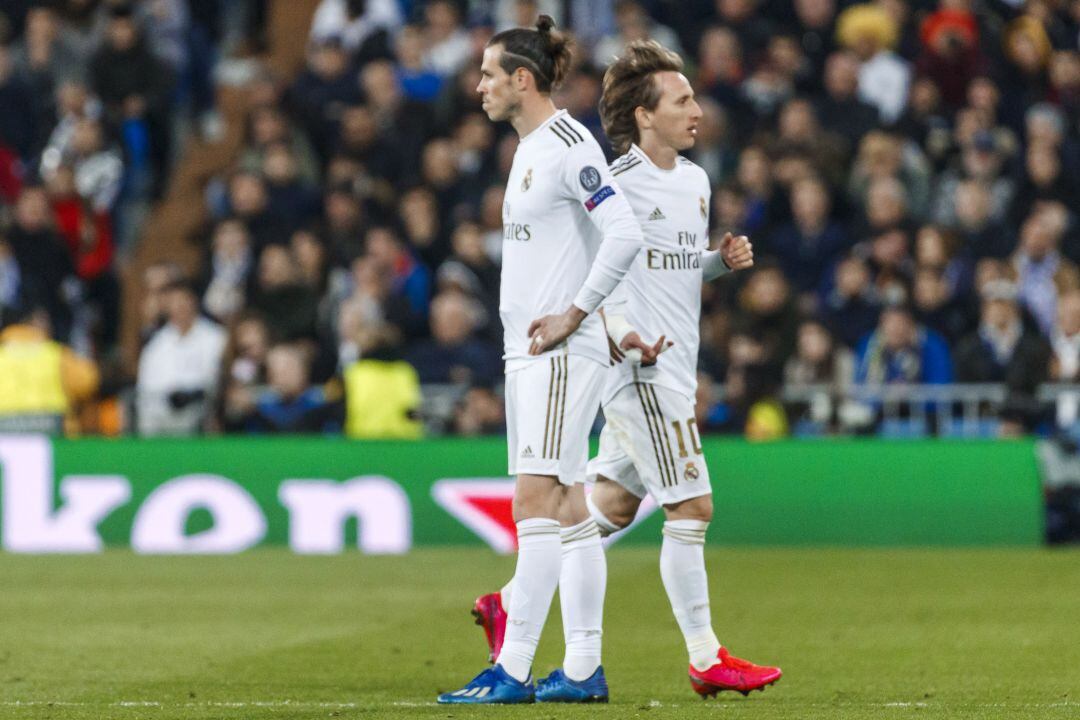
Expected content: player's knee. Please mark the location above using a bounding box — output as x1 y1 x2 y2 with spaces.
607 507 636 530
666 494 713 523
592 479 642 529
557 484 590 526
586 490 632 536
512 474 563 521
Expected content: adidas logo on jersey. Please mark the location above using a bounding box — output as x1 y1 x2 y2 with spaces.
520 446 534 459
648 207 666 221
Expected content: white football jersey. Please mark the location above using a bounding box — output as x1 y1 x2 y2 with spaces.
603 144 714 402
500 110 639 370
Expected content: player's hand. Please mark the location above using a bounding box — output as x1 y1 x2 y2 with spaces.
719 232 753 271
528 306 587 355
620 332 673 366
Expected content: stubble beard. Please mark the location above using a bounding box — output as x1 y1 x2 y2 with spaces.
491 98 522 124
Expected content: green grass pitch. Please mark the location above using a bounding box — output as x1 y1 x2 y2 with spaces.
0 547 1077 719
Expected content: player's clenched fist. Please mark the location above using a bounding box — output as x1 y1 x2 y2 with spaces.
719 232 753 271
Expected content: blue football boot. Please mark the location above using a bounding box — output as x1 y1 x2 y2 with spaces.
437 664 535 704
535 666 609 703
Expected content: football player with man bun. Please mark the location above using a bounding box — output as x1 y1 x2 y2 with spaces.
437 17 658 705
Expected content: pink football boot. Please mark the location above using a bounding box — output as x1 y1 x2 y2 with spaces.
688 647 782 697
471 592 507 663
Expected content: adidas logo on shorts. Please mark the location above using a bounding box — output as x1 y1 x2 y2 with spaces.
520 446 534 459
648 207 666 221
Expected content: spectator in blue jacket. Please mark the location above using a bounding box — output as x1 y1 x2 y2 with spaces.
767 175 850 297
822 254 882 348
247 343 340 433
406 290 500 387
365 226 430 321
855 304 953 385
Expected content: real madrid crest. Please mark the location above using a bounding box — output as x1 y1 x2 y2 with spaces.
699 196 707 221
521 168 533 192
684 461 700 482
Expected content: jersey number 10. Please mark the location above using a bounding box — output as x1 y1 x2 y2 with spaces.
671 418 703 457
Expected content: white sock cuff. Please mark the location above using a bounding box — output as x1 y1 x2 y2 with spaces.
516 518 561 540
663 519 709 545
585 494 622 536
560 518 601 546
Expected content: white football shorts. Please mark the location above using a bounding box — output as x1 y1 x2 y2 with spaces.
587 381 711 505
505 352 606 486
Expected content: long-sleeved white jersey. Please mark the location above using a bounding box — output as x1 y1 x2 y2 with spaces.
500 110 643 371
602 144 729 402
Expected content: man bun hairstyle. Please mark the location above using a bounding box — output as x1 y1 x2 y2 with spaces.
487 14 573 93
599 40 684 154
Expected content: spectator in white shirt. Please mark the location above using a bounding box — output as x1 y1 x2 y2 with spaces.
591 0 684 68
422 0 473 77
1051 290 1080 382
1050 290 1080 427
309 0 403 55
136 280 226 436
836 3 910 125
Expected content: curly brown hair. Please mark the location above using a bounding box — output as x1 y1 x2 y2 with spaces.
599 40 684 155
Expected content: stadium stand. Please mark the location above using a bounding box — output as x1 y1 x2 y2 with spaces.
0 0 1077 439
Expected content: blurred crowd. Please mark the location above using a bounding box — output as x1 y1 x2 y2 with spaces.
0 0 1077 439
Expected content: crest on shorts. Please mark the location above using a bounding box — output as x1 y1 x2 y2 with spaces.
699 196 707 221
521 168 533 192
684 462 700 482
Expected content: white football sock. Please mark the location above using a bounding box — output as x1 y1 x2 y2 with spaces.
660 519 721 672
558 519 606 681
496 518 562 683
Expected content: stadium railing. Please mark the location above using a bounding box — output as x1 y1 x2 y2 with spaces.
771 383 1080 438
115 382 1080 438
